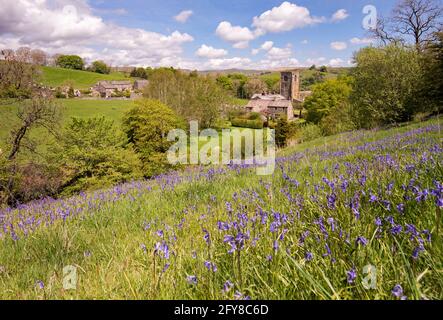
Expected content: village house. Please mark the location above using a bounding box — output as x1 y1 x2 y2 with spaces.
134 79 149 91
92 80 133 98
246 70 311 120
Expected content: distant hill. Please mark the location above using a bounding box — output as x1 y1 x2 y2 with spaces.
39 66 132 90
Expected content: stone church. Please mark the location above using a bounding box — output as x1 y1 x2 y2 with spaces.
246 70 310 120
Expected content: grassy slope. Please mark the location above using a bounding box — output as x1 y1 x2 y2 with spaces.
0 118 441 299
39 66 132 89
0 99 135 148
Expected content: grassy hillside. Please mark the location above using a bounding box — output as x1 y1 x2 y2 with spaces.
0 99 135 148
0 117 441 299
39 66 132 89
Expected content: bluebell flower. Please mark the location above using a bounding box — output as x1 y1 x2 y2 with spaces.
347 268 357 284
223 280 234 293
392 284 407 300
356 236 368 246
36 280 44 289
186 275 198 285
305 252 313 262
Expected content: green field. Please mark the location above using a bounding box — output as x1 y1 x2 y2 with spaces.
39 66 132 89
0 117 441 299
0 99 135 148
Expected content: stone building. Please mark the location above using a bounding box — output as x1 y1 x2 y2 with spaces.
246 70 300 120
134 79 149 91
92 81 132 98
245 70 310 120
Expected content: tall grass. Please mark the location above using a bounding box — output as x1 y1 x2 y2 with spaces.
0 118 441 300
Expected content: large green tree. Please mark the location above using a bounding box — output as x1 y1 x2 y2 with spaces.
89 60 110 74
56 55 84 70
304 77 353 124
144 69 227 128
122 99 184 177
55 117 142 195
421 31 443 112
350 44 423 128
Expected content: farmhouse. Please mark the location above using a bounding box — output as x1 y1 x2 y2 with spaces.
92 80 132 98
246 70 311 120
134 79 149 91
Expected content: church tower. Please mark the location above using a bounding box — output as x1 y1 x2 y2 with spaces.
280 70 300 101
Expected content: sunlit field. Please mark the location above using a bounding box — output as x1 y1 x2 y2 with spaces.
0 117 441 300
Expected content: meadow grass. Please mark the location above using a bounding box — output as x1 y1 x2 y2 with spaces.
0 117 441 300
39 66 131 90
0 99 135 149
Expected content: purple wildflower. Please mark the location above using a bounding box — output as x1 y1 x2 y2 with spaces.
186 275 198 285
356 236 368 246
223 280 234 293
347 268 357 284
36 280 44 289
203 228 211 245
204 261 217 272
392 284 407 300
305 252 313 261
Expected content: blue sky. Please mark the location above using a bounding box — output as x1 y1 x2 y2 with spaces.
0 0 398 69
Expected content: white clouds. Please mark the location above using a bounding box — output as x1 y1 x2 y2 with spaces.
328 58 345 67
0 0 194 67
266 46 292 60
305 57 326 66
251 49 260 55
261 41 274 51
330 41 348 51
331 9 349 22
206 57 253 69
301 40 308 44
350 37 375 45
252 2 324 34
215 21 256 48
196 44 227 58
174 10 193 23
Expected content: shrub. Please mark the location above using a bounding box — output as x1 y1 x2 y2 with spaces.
89 60 110 74
231 118 264 129
275 117 290 148
55 117 143 195
298 124 323 143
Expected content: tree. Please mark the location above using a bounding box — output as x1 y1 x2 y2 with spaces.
56 55 84 70
393 0 442 52
56 117 142 195
350 44 423 128
319 66 328 73
421 30 443 112
89 60 110 74
0 48 38 98
371 0 443 52
122 99 184 177
30 49 47 66
244 78 267 98
130 67 148 79
0 95 62 206
275 116 290 148
304 77 352 124
143 69 227 128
